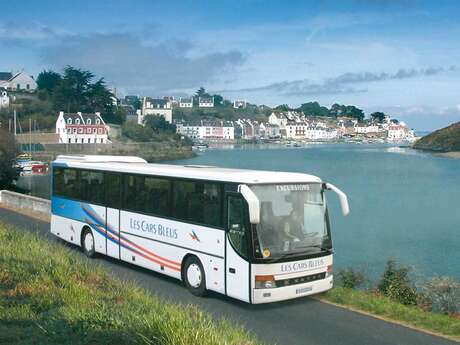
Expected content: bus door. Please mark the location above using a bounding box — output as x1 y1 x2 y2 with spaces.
225 194 251 302
105 172 122 259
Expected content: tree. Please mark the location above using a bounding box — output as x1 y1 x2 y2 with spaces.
274 104 292 111
0 129 18 189
124 96 141 110
52 66 94 113
329 103 365 121
86 78 115 123
36 70 62 94
298 101 329 116
370 112 386 123
49 66 119 123
122 122 154 142
143 115 176 133
195 87 208 98
213 94 224 107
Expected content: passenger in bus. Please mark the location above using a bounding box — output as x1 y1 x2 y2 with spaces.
259 202 282 246
282 208 304 242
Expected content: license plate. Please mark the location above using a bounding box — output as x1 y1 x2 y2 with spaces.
296 286 312 294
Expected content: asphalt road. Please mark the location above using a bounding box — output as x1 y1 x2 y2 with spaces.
0 207 457 345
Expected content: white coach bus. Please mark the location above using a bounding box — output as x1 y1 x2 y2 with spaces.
51 155 349 304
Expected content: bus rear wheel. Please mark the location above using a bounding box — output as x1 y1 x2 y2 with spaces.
183 256 207 297
82 228 96 258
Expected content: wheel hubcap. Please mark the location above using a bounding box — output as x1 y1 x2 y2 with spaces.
187 263 202 288
84 233 94 252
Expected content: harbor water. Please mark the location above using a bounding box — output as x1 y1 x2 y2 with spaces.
18 143 460 282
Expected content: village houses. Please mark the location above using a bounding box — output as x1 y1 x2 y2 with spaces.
387 122 415 141
198 96 214 108
139 97 173 124
177 121 234 140
56 112 109 144
0 70 37 92
354 123 380 134
233 100 247 109
179 97 193 108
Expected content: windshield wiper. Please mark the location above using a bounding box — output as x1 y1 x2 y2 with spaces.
311 245 332 252
294 244 331 252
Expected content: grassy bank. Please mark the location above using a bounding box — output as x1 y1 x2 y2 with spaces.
319 287 460 341
0 224 260 345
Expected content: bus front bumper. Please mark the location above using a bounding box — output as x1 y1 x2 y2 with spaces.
252 275 333 304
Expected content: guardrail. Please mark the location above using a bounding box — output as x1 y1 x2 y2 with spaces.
0 190 50 216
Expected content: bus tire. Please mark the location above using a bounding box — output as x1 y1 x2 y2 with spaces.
183 256 207 297
81 228 96 258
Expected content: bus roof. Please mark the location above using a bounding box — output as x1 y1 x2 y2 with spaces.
53 155 322 184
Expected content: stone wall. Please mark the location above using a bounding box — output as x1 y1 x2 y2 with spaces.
0 190 50 216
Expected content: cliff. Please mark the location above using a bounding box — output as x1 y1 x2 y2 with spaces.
413 121 460 152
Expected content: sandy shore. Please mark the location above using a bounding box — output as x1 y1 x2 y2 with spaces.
434 151 460 159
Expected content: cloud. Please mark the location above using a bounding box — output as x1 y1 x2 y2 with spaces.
0 22 66 42
375 104 460 131
217 66 457 96
42 32 245 95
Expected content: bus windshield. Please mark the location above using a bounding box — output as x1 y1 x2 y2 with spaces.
250 183 331 260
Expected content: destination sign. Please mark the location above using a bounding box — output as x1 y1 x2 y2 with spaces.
275 184 311 192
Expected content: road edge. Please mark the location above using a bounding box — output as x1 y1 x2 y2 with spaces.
314 296 460 343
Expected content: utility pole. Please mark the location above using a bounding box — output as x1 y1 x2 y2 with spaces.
29 118 32 158
13 109 17 136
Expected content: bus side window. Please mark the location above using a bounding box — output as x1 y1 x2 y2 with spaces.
63 168 79 199
172 180 222 228
53 167 65 196
227 195 248 258
105 173 121 209
81 170 104 205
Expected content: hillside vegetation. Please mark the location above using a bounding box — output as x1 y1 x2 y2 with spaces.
413 121 460 152
0 224 260 345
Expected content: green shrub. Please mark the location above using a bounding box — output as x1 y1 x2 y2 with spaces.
336 268 365 289
423 277 460 314
378 260 417 305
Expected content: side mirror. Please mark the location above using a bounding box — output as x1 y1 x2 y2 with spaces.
238 184 260 224
324 183 350 216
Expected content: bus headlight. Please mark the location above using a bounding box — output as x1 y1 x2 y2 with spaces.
255 275 277 289
325 264 333 278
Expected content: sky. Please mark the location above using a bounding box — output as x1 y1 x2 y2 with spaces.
1 0 460 131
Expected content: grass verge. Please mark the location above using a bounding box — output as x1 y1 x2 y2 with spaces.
0 223 260 345
318 287 460 342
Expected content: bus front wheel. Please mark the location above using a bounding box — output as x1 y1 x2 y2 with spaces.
81 228 96 258
183 256 207 297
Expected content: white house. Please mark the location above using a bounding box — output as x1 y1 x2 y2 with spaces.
233 100 247 109
268 112 288 128
354 124 379 134
305 125 338 140
285 121 307 139
0 90 9 108
387 124 406 141
56 112 109 144
0 70 37 91
387 123 415 141
179 97 193 108
139 97 173 124
176 121 234 140
264 123 281 138
176 123 200 139
198 96 214 108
